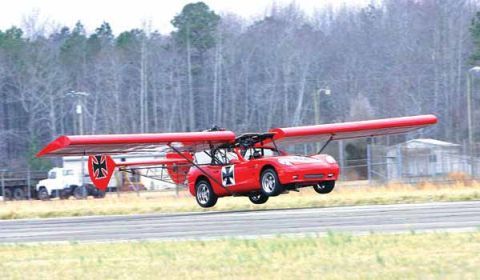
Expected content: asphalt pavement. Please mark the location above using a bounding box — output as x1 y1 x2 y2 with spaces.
0 201 479 243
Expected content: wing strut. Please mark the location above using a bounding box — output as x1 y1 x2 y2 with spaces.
168 144 232 194
317 135 334 154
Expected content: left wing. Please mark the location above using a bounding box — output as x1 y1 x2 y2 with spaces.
36 131 236 157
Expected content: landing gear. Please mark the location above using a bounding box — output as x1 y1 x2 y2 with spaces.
248 192 269 204
195 180 218 208
313 181 335 194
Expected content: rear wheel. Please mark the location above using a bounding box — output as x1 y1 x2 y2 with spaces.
313 181 335 194
260 168 283 197
59 188 71 200
73 186 88 199
13 188 25 200
248 192 269 204
195 180 217 208
94 190 106 199
3 189 12 201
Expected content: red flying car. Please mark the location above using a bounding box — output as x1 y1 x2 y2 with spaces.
37 115 437 208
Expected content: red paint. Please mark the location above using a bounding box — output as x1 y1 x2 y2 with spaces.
270 114 438 145
88 155 115 191
36 131 236 157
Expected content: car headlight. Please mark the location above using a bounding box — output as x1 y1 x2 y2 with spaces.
325 155 337 164
278 159 294 166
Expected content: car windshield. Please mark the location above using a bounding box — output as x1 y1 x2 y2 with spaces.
243 148 279 160
48 171 56 179
194 149 238 165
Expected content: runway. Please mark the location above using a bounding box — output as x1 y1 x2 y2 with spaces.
0 201 479 243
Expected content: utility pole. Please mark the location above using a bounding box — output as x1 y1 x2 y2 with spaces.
313 87 331 151
68 91 90 188
467 67 480 177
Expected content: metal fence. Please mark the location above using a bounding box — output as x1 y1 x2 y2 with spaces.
340 141 480 184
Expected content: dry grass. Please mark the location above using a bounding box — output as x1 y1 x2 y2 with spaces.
0 232 479 279
1 181 480 220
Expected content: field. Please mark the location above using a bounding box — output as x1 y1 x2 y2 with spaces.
1 180 480 220
0 232 478 279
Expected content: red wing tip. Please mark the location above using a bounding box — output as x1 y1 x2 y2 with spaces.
36 135 71 157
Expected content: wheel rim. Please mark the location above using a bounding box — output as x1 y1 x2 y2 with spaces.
262 172 276 193
316 184 326 190
197 183 210 204
251 194 262 201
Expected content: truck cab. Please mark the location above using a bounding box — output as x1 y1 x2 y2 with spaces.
36 167 103 200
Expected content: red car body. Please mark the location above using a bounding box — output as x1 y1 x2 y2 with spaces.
187 149 339 197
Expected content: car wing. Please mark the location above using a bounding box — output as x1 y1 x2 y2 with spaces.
269 115 437 145
36 131 236 157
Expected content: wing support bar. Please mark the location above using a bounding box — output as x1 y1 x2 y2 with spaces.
317 135 334 154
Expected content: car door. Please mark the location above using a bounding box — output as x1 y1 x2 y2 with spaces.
220 159 257 193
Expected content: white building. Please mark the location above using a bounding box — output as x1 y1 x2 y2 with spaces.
386 139 472 180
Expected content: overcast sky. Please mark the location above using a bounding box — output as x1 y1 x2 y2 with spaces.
0 0 371 35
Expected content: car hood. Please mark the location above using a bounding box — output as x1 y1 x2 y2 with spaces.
275 155 332 165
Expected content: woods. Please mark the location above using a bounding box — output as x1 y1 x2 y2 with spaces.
0 0 478 170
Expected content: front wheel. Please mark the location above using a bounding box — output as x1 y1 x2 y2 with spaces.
248 192 269 204
195 180 218 208
260 168 283 197
37 188 49 201
313 181 335 194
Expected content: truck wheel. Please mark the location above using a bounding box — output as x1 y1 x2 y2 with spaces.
37 188 49 201
3 189 12 201
248 192 269 204
13 188 25 200
260 168 283 196
94 190 106 199
313 181 335 194
73 186 88 200
59 188 71 200
195 180 217 208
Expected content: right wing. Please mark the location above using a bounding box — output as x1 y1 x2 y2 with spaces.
269 115 437 145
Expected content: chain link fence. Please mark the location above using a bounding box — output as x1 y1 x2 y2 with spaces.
340 139 479 184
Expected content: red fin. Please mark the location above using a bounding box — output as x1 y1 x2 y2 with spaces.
88 155 115 191
166 152 192 184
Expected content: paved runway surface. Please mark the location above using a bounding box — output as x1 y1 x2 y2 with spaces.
1 201 479 243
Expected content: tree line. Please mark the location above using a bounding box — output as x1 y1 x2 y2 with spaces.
0 0 478 170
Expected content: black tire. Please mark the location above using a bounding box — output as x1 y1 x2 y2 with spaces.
73 186 88 200
37 188 49 201
13 188 25 200
248 192 269 204
260 168 283 196
94 190 106 199
59 188 71 200
313 181 335 194
195 180 217 208
3 189 12 201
